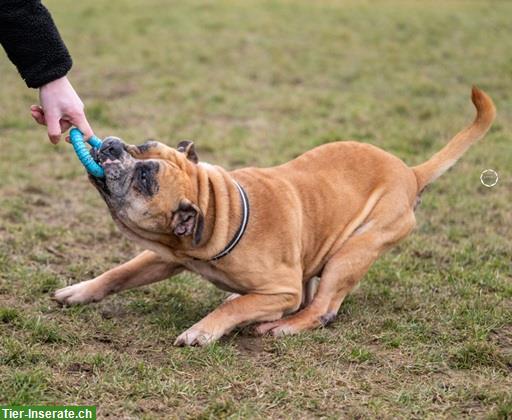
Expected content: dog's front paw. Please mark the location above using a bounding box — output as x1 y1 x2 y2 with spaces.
174 326 218 347
52 279 105 305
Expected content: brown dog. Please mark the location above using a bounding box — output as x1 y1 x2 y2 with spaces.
53 87 495 346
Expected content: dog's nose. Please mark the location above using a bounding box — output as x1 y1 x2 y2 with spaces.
99 137 124 161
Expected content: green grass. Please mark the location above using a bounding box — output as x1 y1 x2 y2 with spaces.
1 0 511 418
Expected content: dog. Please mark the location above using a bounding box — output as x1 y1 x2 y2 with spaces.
52 87 495 346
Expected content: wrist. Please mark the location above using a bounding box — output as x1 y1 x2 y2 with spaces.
40 76 70 93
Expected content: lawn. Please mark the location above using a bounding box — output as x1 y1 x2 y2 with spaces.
0 0 511 418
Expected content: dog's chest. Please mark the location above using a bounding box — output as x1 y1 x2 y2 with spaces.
184 260 245 294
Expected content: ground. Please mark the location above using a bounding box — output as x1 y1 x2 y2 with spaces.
0 0 511 418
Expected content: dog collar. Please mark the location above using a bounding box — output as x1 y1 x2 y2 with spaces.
210 181 250 261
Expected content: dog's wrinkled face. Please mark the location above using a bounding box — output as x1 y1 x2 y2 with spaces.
89 137 204 246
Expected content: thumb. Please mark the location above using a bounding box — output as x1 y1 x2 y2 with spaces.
73 115 94 140
46 114 62 144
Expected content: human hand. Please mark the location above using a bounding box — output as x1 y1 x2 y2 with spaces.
31 76 93 144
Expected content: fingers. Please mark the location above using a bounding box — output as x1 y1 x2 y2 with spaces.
46 114 62 144
31 102 94 144
59 119 73 133
30 105 46 125
30 104 70 133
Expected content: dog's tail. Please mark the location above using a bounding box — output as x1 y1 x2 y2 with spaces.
412 86 496 192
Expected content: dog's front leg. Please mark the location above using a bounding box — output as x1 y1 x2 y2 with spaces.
52 250 182 305
174 292 300 346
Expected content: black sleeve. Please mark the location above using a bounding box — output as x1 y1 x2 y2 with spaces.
0 0 72 88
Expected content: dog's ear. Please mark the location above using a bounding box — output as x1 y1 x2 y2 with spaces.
176 140 198 164
171 200 204 246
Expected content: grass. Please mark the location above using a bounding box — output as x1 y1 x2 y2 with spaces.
0 0 511 418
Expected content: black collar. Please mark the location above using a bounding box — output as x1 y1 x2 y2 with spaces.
210 181 250 261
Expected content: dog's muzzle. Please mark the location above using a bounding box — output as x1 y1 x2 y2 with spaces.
92 137 135 198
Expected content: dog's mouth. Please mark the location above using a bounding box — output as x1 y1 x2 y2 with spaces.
89 137 136 200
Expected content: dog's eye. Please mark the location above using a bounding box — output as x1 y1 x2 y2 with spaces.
134 162 159 196
135 165 147 186
138 167 150 189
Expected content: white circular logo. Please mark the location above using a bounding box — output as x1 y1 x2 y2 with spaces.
480 169 499 188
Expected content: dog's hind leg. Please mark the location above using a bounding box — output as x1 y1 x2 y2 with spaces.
174 290 301 346
300 276 320 308
256 207 416 336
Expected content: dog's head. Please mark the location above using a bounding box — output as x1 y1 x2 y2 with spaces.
89 137 204 247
